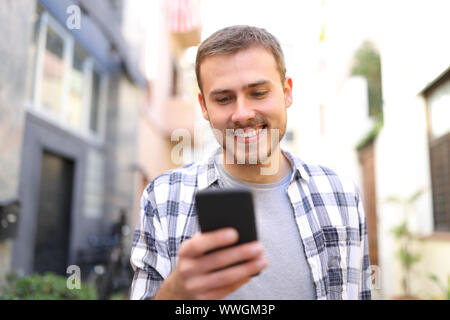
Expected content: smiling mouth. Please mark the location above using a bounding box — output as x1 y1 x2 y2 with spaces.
230 124 268 142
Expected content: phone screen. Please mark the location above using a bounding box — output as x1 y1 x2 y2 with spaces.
195 188 258 247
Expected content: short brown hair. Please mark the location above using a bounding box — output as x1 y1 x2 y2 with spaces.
195 25 286 93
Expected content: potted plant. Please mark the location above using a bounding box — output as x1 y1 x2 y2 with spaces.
428 273 450 300
387 189 425 299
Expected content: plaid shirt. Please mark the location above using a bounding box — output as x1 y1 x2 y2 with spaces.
130 148 372 300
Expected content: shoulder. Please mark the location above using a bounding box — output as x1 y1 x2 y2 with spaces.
149 163 199 188
306 163 358 195
144 162 201 194
141 162 203 209
285 150 359 198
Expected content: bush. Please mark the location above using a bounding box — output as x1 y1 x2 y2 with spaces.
0 272 98 300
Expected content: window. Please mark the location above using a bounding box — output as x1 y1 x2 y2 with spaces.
425 72 450 232
428 80 450 139
25 4 44 101
26 6 107 140
89 70 101 133
67 44 88 130
41 25 65 115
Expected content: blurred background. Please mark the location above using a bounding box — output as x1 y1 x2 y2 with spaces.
0 0 449 300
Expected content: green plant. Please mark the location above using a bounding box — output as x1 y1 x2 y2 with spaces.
428 273 450 300
352 40 384 152
0 272 97 300
109 292 128 300
387 189 425 298
351 40 383 120
356 118 383 151
390 222 421 297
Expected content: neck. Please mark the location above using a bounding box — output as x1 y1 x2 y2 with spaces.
221 146 291 184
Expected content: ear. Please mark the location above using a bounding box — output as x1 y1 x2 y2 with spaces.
284 77 293 108
198 92 210 121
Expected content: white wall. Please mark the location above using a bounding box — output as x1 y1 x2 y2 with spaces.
375 0 450 299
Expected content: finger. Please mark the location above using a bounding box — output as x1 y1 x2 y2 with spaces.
177 241 263 280
179 228 238 258
197 277 251 300
195 241 263 274
185 256 268 293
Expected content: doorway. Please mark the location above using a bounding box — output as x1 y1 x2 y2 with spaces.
33 150 74 275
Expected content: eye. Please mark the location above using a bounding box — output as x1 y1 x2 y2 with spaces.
252 91 268 98
216 96 231 104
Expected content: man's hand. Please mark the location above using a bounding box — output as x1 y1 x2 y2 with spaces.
154 228 267 300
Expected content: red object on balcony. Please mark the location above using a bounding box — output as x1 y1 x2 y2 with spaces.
168 0 201 34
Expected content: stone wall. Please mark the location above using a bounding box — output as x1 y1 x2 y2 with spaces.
0 0 34 282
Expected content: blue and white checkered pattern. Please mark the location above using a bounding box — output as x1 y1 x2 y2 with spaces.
130 148 371 300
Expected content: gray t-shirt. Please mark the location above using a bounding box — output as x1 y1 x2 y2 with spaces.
215 159 316 300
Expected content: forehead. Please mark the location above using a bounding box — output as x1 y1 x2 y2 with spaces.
199 47 280 94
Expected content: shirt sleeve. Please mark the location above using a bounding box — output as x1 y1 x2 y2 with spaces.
356 187 372 300
129 184 171 300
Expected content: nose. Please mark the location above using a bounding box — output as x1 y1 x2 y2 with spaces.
231 96 256 126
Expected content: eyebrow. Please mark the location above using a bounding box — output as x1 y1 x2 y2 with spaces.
209 80 270 97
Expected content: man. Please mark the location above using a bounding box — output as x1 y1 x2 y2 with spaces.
130 25 371 300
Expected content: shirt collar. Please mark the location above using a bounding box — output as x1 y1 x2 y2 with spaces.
282 149 311 184
198 147 310 190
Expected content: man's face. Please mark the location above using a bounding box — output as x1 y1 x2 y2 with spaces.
198 46 293 165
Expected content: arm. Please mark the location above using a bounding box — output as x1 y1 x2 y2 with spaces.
356 188 372 300
130 186 169 300
130 186 268 300
154 229 267 300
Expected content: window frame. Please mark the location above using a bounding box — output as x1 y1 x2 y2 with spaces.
85 65 108 142
424 70 450 233
27 9 108 144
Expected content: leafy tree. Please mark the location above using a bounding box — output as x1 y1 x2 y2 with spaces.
351 41 383 121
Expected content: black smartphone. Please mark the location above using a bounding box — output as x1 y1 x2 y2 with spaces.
195 188 258 248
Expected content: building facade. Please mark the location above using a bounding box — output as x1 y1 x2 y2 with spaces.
375 1 450 299
0 0 147 284
132 0 203 230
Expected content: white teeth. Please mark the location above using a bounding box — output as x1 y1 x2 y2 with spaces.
233 128 263 138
